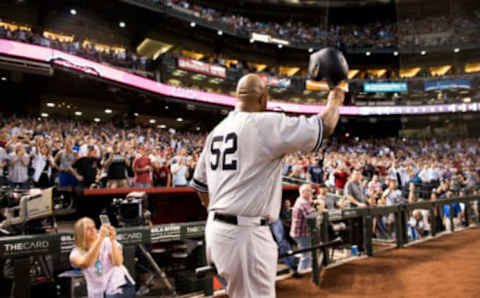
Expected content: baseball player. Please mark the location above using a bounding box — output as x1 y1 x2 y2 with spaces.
191 74 345 297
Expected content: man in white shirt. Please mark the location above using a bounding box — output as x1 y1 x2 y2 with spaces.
381 177 405 236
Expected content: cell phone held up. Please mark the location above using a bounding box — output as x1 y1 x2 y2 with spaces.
99 214 110 226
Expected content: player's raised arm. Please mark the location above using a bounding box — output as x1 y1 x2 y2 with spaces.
320 87 345 138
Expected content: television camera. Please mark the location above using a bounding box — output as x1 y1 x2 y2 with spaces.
110 191 151 227
0 186 76 236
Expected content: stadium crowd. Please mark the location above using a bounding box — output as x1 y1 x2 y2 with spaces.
0 116 479 243
162 0 480 47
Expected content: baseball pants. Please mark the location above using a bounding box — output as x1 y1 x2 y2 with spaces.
205 213 278 298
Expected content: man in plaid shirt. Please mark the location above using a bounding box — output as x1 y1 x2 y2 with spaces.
290 184 315 271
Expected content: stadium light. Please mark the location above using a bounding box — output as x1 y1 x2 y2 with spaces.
217 30 223 36
308 48 314 53
70 9 77 15
365 52 371 56
421 50 427 55
165 105 169 110
134 112 139 117
159 124 167 129
104 109 112 114
94 118 101 122
463 97 471 103
190 22 196 28
249 39 254 43
278 44 283 49
454 48 460 53
75 111 82 116
177 117 183 122
1 77 6 81
149 119 156 124
41 113 48 118
119 21 126 28
196 126 201 131
393 51 399 56
46 103 55 107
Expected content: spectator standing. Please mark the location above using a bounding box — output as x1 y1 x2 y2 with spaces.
32 141 54 188
344 169 368 208
54 141 78 187
171 157 188 187
132 147 152 188
290 184 316 271
104 142 130 188
307 157 324 185
71 146 101 189
334 166 349 195
8 144 30 189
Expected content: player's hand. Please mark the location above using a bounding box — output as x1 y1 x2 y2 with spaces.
328 87 345 106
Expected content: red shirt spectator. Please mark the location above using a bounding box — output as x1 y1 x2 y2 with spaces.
133 154 151 185
153 163 171 187
334 170 349 190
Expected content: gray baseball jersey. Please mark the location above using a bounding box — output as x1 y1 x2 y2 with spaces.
191 111 324 222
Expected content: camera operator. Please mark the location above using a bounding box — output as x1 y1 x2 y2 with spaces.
70 217 135 298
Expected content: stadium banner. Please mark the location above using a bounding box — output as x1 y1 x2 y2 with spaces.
1 39 478 117
177 57 226 78
363 82 408 93
258 73 291 88
424 79 471 91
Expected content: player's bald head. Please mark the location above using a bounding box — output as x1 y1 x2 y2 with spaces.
235 74 268 112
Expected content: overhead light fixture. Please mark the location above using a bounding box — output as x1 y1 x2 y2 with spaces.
105 109 112 114
149 119 156 124
165 106 169 110
454 48 460 53
159 124 167 129
46 102 55 107
463 97 471 103
308 48 314 53
196 126 201 131
278 44 283 49
176 117 183 122
70 9 77 15
119 21 126 28
1 77 6 81
421 50 427 55
190 22 196 27
134 112 139 117
365 52 371 56
393 51 399 56
94 118 101 122
249 39 254 43
217 30 223 36
66 105 71 109
41 113 49 118
75 111 82 116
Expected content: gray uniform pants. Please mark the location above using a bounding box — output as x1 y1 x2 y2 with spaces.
205 213 278 298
